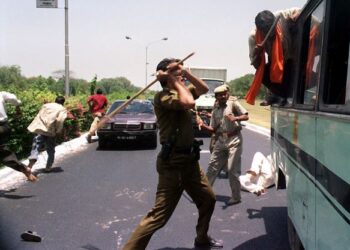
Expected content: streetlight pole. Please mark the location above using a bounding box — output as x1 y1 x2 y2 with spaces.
145 45 148 87
145 38 167 86
36 0 69 96
125 36 168 86
64 0 70 96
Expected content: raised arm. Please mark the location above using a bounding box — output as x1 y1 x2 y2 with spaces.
184 68 209 96
157 62 196 109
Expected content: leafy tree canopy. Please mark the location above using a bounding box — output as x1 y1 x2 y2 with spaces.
227 73 266 99
0 65 26 89
98 77 140 95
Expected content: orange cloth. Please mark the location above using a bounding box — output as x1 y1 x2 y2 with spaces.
305 25 319 86
245 24 284 105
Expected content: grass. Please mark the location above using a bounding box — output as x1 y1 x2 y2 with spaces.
240 99 271 129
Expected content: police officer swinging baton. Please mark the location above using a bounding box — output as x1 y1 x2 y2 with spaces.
93 52 196 132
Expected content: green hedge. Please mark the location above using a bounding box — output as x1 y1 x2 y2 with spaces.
6 89 93 160
0 65 156 163
3 87 155 162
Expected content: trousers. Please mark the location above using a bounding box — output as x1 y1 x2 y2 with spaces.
122 154 216 250
206 133 243 201
29 134 56 168
88 112 103 136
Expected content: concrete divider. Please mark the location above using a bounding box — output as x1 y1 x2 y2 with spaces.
0 134 90 189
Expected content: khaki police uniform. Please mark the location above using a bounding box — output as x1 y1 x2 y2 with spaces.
206 95 247 203
123 85 216 250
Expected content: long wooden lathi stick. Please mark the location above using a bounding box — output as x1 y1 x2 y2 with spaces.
94 52 195 132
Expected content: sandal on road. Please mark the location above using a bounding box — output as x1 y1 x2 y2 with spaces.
21 231 42 242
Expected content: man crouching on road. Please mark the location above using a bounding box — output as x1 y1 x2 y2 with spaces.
122 58 223 249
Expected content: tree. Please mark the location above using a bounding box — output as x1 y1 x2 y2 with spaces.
0 65 26 89
51 69 76 80
227 74 266 99
70 78 89 96
90 75 97 95
26 76 49 90
49 79 65 95
98 77 140 95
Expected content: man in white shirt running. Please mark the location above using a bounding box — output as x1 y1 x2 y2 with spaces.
0 91 37 182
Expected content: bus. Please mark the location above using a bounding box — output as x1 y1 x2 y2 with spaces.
270 0 350 249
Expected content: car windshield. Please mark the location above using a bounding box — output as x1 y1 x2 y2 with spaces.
185 79 224 94
204 79 225 94
107 100 154 115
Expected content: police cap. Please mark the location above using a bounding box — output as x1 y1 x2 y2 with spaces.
214 84 229 94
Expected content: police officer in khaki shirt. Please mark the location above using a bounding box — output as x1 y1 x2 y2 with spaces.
122 58 223 249
197 85 249 206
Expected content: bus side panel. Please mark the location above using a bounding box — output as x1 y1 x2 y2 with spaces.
315 117 350 250
294 113 317 250
272 140 316 250
272 110 316 249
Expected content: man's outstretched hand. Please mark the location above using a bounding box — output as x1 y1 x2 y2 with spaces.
251 44 264 69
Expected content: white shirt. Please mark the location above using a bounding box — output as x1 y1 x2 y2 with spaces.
27 102 67 137
239 152 275 194
0 91 21 122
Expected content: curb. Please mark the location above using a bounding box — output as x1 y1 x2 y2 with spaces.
242 122 271 138
0 134 90 189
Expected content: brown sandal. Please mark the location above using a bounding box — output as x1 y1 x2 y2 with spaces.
21 231 41 242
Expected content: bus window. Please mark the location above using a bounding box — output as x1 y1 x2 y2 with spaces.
322 0 350 108
298 2 326 106
346 48 350 104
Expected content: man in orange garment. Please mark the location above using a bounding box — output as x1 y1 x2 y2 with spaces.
247 8 300 106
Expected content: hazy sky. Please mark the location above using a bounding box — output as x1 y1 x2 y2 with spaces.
1 0 307 89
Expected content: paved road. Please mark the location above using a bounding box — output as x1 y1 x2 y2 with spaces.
0 128 290 250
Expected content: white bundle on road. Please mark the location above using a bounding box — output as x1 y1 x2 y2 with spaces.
239 152 275 195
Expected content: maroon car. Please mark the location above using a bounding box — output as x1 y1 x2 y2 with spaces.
97 99 157 149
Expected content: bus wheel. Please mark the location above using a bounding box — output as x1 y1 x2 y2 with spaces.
288 216 304 250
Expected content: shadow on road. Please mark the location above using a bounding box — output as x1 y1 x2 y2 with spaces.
0 188 34 199
215 194 238 210
34 167 64 174
157 248 194 250
231 207 290 250
81 244 102 250
215 194 231 204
